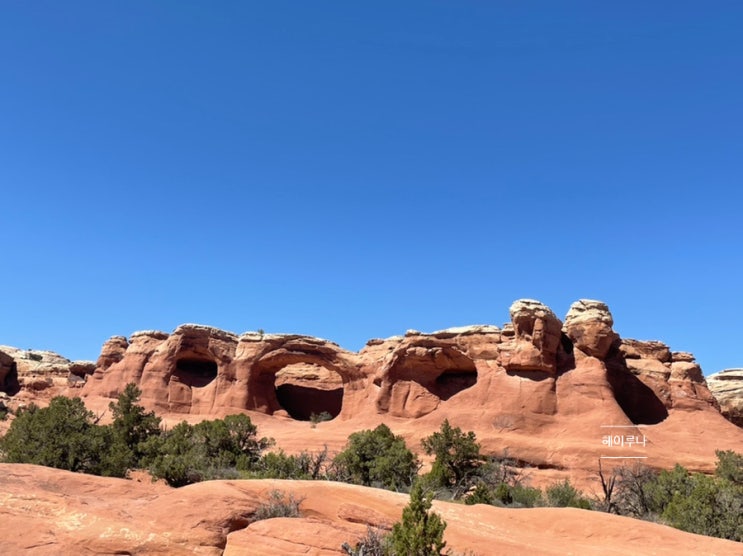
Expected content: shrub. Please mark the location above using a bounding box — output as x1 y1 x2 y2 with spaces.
545 479 592 509
464 483 497 506
662 473 743 541
421 420 482 493
341 526 390 556
465 482 543 508
509 484 543 508
636 458 743 542
146 414 272 486
389 481 447 556
254 448 329 480
333 424 419 491
310 411 333 427
610 462 658 518
645 464 694 514
476 453 523 488
0 397 109 475
252 490 303 521
715 449 743 485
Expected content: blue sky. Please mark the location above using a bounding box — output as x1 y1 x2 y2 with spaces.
1 2 741 375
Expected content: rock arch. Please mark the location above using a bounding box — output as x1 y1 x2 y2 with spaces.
242 336 358 419
274 363 343 420
375 338 478 418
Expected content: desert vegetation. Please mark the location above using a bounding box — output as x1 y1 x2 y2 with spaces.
0 385 740 543
332 424 420 491
251 489 304 522
342 481 448 556
596 453 743 541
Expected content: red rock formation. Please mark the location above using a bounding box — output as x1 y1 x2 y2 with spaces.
59 298 742 477
707 369 743 427
95 335 128 371
0 345 95 408
372 332 479 418
563 299 618 359
498 299 563 374
83 325 363 420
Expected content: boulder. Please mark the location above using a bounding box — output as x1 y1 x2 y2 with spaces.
563 299 618 359
95 336 129 371
499 299 563 374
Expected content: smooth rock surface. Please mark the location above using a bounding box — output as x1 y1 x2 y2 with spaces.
1 464 741 556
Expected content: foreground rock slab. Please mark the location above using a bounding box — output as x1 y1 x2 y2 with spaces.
0 464 740 555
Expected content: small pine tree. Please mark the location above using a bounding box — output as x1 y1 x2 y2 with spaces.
421 419 481 491
333 424 419 491
108 383 162 469
390 481 447 556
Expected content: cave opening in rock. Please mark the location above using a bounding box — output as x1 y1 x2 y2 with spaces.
1 362 20 396
173 358 218 388
274 363 343 421
608 370 669 425
431 369 478 401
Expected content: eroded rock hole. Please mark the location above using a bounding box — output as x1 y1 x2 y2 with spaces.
274 363 343 421
1 362 20 396
432 369 478 401
608 369 669 425
173 358 218 387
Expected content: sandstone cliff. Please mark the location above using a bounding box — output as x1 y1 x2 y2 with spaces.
67 299 742 478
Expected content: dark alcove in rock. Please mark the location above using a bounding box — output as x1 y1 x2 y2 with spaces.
274 363 343 421
607 365 669 425
173 358 218 388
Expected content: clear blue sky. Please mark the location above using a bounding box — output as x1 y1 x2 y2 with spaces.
1 2 741 375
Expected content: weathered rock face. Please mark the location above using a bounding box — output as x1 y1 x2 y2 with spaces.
0 345 95 394
563 299 618 359
605 339 718 422
498 299 563 374
372 333 480 418
72 300 725 435
83 325 362 420
4 298 739 479
75 300 720 429
707 369 743 427
96 335 129 371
